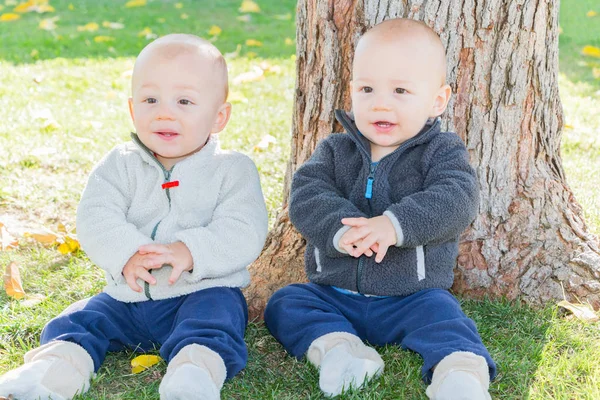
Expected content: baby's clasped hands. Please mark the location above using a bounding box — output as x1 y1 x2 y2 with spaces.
339 215 397 263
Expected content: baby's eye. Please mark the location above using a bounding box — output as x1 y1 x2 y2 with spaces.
361 86 373 93
145 98 157 104
178 99 193 105
395 88 406 94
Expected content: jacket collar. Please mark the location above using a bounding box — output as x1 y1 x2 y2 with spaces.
334 109 442 160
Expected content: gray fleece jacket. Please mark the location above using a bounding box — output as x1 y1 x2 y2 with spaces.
289 110 479 296
76 134 268 302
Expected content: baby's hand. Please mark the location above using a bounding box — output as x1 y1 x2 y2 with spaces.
341 215 397 263
339 227 374 258
138 241 193 285
122 252 157 293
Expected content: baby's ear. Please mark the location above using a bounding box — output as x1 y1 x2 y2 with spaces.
128 97 135 121
211 102 232 134
430 84 452 117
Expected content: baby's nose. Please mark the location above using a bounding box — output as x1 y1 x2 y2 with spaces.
156 103 176 120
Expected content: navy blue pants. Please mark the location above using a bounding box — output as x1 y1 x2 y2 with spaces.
41 287 248 380
264 283 496 383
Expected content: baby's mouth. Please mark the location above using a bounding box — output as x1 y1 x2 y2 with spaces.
156 131 179 137
374 121 395 127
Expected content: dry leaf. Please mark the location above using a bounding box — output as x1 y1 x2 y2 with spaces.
208 25 222 36
24 230 58 246
125 0 146 8
58 236 80 255
77 22 99 32
14 0 54 13
245 39 262 47
593 68 600 79
239 0 260 13
0 13 21 21
285 37 294 46
586 10 597 17
131 354 162 374
21 293 46 308
1 224 19 251
39 16 58 31
558 300 599 322
94 36 115 43
4 262 25 299
254 134 277 151
68 3 74 11
137 27 153 38
103 21 124 29
582 45 600 58
232 66 264 85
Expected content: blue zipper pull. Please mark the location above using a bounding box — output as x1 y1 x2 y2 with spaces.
365 177 373 199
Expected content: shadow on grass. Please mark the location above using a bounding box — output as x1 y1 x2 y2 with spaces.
0 0 297 64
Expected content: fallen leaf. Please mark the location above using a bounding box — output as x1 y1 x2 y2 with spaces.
592 68 600 79
77 22 99 32
58 236 80 254
103 21 124 29
586 10 597 17
94 36 115 43
4 262 25 299
564 124 574 130
125 0 146 8
21 293 46 307
284 37 294 46
246 51 257 58
208 25 221 36
0 13 20 21
24 230 58 245
30 49 39 57
1 224 19 251
236 14 251 22
582 45 600 58
131 355 162 374
232 66 264 85
14 0 54 13
174 2 183 9
254 134 277 151
239 0 260 13
68 3 74 10
558 300 599 322
38 16 58 31
245 39 262 47
137 27 153 37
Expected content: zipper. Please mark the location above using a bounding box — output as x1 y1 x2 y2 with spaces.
144 167 175 300
356 162 379 293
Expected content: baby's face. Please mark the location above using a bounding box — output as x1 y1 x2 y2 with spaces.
351 37 448 160
129 50 229 169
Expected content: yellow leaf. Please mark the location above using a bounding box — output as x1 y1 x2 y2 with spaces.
125 0 146 8
180 13 188 20
57 223 67 233
232 66 264 85
586 10 597 17
103 21 124 29
558 300 599 322
174 2 183 8
68 3 74 10
137 27 154 38
1 224 18 251
0 12 20 21
13 0 33 12
94 36 115 43
236 14 250 22
131 355 162 374
564 124 574 130
77 22 99 32
245 39 262 47
239 0 260 13
0 5 3 11
39 16 58 31
30 48 39 57
208 25 222 36
253 134 277 151
582 45 600 58
284 37 293 46
24 230 58 245
4 262 25 299
14 0 53 13
246 51 257 58
593 68 600 79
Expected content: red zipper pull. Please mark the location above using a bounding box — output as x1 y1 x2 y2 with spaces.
162 181 179 189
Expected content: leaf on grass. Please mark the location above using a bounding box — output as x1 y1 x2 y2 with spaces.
68 3 74 10
103 21 124 29
586 10 597 17
582 45 600 58
174 2 183 9
236 14 250 22
593 68 600 79
239 0 260 13
232 66 264 85
14 0 54 13
125 0 146 8
4 262 25 299
558 300 599 323
21 293 46 308
285 37 294 46
564 124 574 130
131 355 162 374
245 39 262 47
57 236 80 255
77 22 99 32
208 25 221 36
0 13 20 21
137 27 156 39
24 230 58 245
253 134 277 151
94 36 115 43
39 16 58 31
30 49 39 57
1 224 19 251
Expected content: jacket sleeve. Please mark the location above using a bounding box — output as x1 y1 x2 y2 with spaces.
385 134 479 248
289 137 368 258
76 149 154 283
176 155 268 283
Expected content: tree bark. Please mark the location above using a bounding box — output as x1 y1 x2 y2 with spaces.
244 0 600 321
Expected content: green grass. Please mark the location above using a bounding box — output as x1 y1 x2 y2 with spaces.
1 0 600 399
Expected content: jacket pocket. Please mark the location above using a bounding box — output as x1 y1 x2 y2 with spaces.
416 245 425 281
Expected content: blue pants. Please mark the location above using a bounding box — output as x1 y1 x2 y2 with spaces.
264 283 496 383
41 287 248 380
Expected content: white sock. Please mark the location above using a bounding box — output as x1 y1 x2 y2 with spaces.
0 341 94 400
425 352 491 400
159 344 226 400
307 332 384 397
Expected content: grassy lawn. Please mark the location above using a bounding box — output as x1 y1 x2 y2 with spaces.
0 0 599 399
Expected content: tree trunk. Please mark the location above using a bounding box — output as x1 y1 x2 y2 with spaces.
244 0 600 321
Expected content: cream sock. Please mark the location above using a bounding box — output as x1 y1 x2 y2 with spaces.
425 352 491 400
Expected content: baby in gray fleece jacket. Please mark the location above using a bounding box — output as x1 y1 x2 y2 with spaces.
0 34 268 400
264 18 495 399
